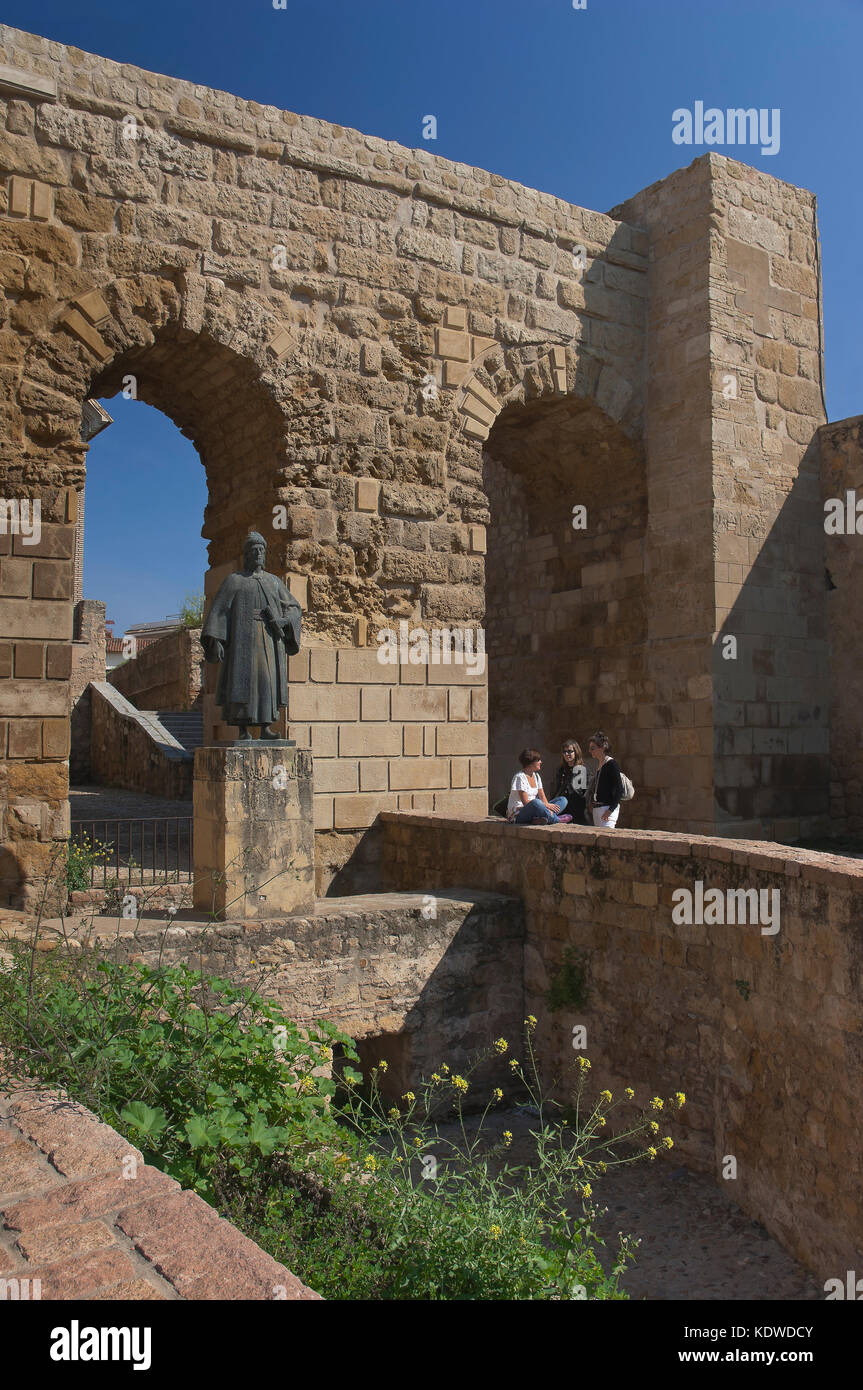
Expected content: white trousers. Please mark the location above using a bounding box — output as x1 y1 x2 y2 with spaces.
592 804 620 828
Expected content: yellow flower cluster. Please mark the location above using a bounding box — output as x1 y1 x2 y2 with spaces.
647 1146 658 1160
297 1076 317 1095
503 1131 513 1147
490 1224 502 1240
649 1120 659 1134
662 1136 674 1150
624 1087 634 1099
320 1045 332 1061
377 1060 388 1074
524 1015 537 1030
675 1091 686 1108
451 1075 468 1093
649 1096 663 1111
440 1062 450 1075
599 1089 612 1104
492 1088 503 1104
364 1155 379 1173
402 1092 415 1103
581 1183 592 1199
577 1057 591 1071
508 1058 520 1072
493 1037 509 1054
388 1107 400 1120
431 1073 442 1084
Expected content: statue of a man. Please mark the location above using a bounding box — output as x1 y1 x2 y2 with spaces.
201 532 301 741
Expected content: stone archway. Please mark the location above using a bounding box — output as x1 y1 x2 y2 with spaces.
442 339 648 816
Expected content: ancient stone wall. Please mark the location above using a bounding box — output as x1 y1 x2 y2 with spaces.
90 681 192 799
0 22 836 911
615 161 830 841
69 597 104 780
380 812 863 1280
108 624 203 711
819 415 863 834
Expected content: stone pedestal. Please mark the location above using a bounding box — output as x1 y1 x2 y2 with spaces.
193 745 314 919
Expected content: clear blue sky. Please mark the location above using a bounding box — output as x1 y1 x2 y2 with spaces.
7 0 859 631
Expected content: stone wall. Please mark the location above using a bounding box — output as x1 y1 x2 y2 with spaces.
108 624 203 711
819 415 863 835
0 20 838 911
613 160 830 841
19 889 525 1102
379 812 863 1279
69 597 105 781
89 681 192 799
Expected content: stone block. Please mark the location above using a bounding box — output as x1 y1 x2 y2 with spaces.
355 478 380 513
403 725 422 757
339 723 401 756
436 723 487 755
333 793 396 828
287 685 360 721
361 686 389 720
391 686 447 721
337 648 396 684
13 642 43 679
389 758 450 791
309 648 336 683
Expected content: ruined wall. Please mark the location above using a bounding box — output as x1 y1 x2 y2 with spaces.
380 812 863 1280
0 22 833 912
108 624 203 711
819 415 863 835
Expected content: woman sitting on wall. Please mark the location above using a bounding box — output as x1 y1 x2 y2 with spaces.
507 748 573 825
548 738 588 824
586 730 624 828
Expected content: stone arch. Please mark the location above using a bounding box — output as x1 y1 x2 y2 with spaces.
457 339 649 818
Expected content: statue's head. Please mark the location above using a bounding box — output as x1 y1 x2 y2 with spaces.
242 531 267 570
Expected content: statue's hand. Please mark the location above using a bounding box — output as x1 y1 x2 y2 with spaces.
210 639 225 662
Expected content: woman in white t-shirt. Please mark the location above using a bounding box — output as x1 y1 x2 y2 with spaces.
507 748 573 825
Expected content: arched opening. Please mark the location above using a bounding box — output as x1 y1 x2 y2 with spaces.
483 393 648 816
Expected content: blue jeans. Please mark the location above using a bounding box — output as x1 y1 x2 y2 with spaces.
513 800 561 825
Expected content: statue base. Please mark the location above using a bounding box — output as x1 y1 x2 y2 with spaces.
229 738 296 748
193 745 314 920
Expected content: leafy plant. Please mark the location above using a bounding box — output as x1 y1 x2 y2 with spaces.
0 945 355 1200
546 945 591 1012
65 833 112 894
179 591 205 628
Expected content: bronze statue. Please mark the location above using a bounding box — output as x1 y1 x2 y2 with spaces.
201 532 301 741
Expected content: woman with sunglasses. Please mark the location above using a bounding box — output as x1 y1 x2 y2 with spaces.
548 739 588 824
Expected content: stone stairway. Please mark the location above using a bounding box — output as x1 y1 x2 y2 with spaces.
157 709 204 752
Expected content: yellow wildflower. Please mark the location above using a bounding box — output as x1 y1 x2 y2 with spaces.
599 1089 612 1104
363 1155 379 1173
577 1057 591 1071
581 1183 592 1199
440 1062 449 1075
414 1136 423 1148
503 1131 513 1147
576 1156 584 1168
675 1091 686 1108
493 1037 509 1054
649 1120 659 1134
597 1116 606 1127
431 1073 442 1084
335 1153 350 1166
451 1075 468 1093
647 1146 658 1161
402 1092 415 1103
388 1108 400 1120
377 1060 388 1074
662 1136 674 1150
508 1058 520 1071
597 1161 607 1174
524 1015 537 1030
320 1045 332 1061
492 1088 503 1104
624 1087 634 1100
490 1224 502 1240
649 1096 663 1111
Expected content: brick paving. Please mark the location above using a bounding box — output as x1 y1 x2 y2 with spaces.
0 1089 320 1300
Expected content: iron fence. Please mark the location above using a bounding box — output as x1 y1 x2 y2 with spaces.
69 817 193 886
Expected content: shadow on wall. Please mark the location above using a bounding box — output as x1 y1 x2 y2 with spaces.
484 392 648 822
713 431 830 842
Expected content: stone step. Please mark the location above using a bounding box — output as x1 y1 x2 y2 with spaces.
157 710 204 752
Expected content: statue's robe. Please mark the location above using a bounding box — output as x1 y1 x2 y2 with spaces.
201 569 301 727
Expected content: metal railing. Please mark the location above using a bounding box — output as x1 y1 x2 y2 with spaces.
70 817 193 886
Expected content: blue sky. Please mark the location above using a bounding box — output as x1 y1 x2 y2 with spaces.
7 0 860 630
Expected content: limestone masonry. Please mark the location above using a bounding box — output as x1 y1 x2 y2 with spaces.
1 24 857 909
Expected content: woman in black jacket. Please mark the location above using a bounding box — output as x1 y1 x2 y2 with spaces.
549 739 588 824
587 731 624 828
